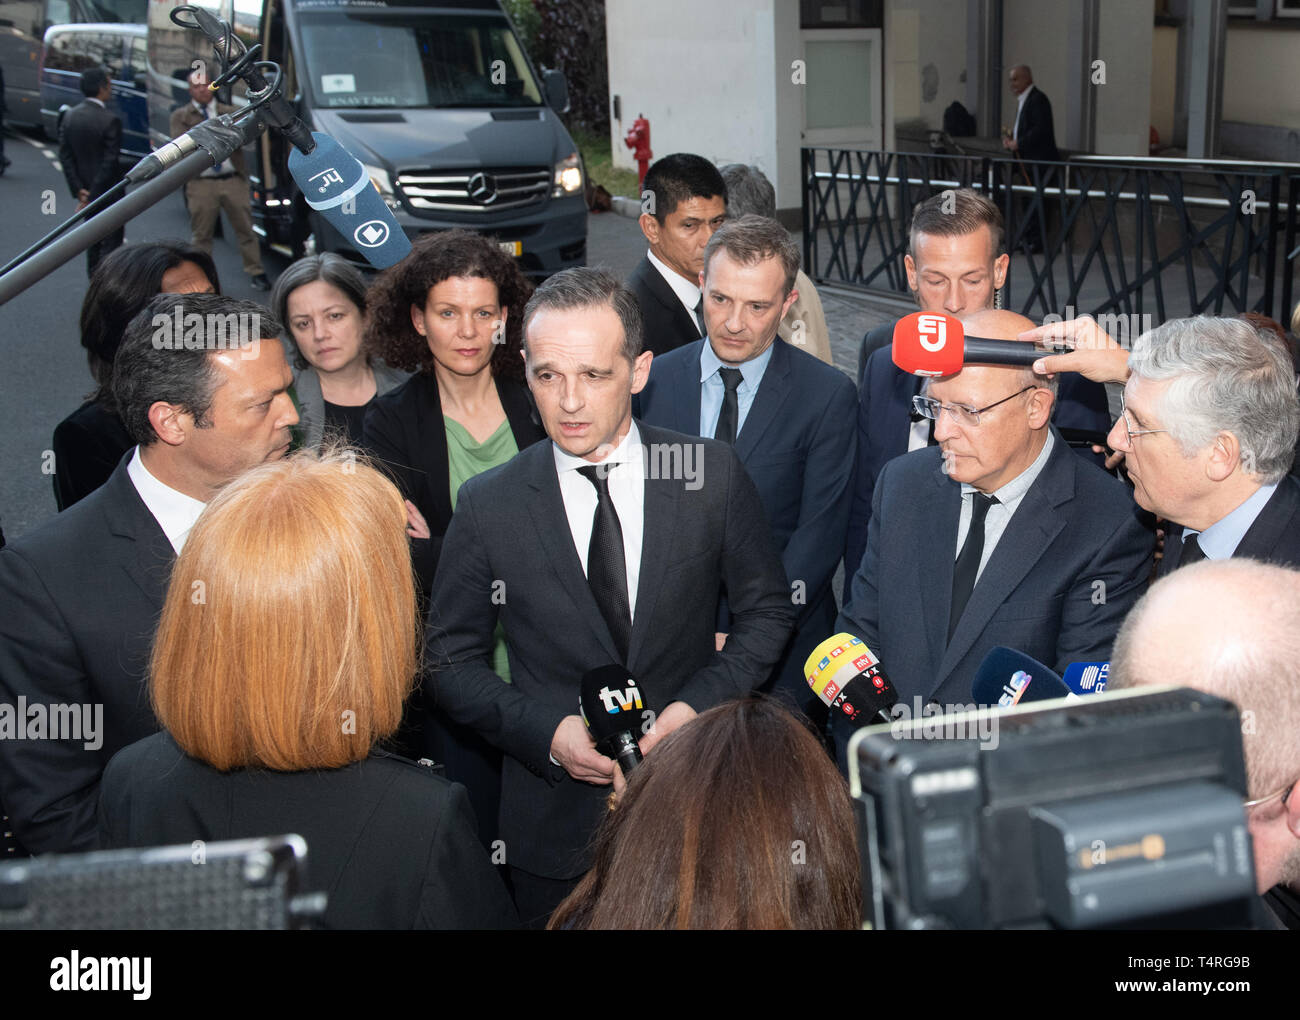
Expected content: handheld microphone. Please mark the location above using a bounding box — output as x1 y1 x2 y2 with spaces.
579 665 647 778
804 633 898 726
892 311 1073 377
971 646 1074 707
1062 661 1110 695
289 133 412 269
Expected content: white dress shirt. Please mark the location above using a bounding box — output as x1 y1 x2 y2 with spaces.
127 446 207 555
953 429 1056 582
552 421 646 620
646 248 703 336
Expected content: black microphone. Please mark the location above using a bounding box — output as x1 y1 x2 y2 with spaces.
187 5 315 155
971 646 1074 708
579 666 647 778
804 633 899 727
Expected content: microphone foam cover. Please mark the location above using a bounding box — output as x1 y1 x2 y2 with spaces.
805 633 888 708
892 311 965 377
972 646 1071 707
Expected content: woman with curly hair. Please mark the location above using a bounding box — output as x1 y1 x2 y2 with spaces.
362 230 545 838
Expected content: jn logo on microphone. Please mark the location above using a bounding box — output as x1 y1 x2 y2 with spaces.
917 313 948 352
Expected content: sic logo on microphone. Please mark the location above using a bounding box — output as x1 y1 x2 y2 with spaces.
917 313 948 352
598 679 644 714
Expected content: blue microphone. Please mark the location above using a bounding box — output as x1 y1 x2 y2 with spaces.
971 647 1073 708
1062 661 1110 695
288 133 412 269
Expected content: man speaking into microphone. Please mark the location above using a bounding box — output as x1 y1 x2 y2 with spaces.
425 268 793 926
836 308 1152 708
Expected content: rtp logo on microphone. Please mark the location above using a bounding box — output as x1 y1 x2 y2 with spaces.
598 679 644 714
917 313 948 352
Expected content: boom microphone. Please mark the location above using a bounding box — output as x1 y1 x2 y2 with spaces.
804 633 898 726
289 134 412 269
971 646 1074 707
892 311 1073 377
579 665 647 778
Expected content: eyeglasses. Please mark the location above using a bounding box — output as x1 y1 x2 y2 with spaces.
1243 780 1295 812
1116 394 1169 445
912 385 1036 427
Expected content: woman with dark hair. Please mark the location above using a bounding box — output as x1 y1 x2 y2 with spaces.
270 254 407 449
362 229 544 842
98 449 518 930
549 698 862 930
52 241 219 510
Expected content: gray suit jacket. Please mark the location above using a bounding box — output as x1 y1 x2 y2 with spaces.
838 434 1153 706
292 361 408 450
425 420 795 878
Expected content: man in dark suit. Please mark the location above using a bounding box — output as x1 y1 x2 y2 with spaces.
1104 316 1300 575
847 189 1113 573
58 67 124 275
838 309 1153 708
1002 64 1059 163
0 293 298 855
626 153 728 356
171 73 269 289
636 215 856 717
425 268 795 926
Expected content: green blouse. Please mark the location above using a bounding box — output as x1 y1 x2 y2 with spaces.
445 415 519 682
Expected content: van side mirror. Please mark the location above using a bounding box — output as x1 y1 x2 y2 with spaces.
542 68 569 115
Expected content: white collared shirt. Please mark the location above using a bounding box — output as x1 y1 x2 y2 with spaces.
646 248 703 336
954 429 1056 582
86 97 106 109
552 421 646 619
1013 83 1036 142
126 446 207 555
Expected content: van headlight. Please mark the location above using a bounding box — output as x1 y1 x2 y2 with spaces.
553 152 584 197
362 164 402 211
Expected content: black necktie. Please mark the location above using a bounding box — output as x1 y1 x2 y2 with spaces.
1180 533 1206 567
949 493 998 642
578 465 631 662
693 297 706 338
713 368 744 445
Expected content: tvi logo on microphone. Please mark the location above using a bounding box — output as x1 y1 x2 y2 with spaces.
917 313 948 352
598 679 644 714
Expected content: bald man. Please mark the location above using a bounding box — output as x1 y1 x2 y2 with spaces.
836 309 1154 706
1108 560 1300 929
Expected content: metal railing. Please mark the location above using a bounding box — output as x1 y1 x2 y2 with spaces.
801 148 1300 325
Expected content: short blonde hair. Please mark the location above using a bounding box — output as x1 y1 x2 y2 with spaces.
150 446 418 771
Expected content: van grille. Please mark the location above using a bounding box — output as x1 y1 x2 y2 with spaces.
396 167 551 213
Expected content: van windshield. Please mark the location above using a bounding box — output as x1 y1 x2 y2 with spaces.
296 12 543 109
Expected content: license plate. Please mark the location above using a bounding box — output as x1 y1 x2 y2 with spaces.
498 241 522 256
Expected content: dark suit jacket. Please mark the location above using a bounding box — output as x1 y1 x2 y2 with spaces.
168 100 248 177
0 453 170 854
627 254 704 357
1158 474 1300 576
845 335 1115 573
635 339 857 696
424 421 795 879
1015 86 1060 163
838 435 1153 707
99 731 518 930
58 99 123 200
362 371 545 596
52 398 135 511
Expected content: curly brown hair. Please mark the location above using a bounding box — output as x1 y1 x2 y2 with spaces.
363 230 532 381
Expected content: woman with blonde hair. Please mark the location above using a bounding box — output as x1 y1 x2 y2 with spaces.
98 448 516 929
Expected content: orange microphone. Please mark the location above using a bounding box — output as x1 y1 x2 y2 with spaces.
891 311 1072 377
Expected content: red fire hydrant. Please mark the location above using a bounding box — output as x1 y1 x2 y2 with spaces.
624 114 652 191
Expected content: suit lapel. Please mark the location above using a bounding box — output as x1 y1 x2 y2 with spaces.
100 457 176 609
642 257 702 341
671 341 704 435
934 440 1072 691
735 342 792 460
1158 521 1185 577
522 443 623 664
916 461 961 680
627 453 679 671
1231 477 1299 562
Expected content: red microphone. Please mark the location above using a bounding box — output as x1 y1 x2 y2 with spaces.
891 312 1072 377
